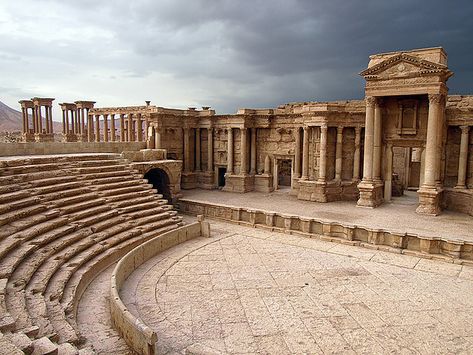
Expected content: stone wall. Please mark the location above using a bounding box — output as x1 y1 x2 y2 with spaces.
110 221 208 355
0 141 146 156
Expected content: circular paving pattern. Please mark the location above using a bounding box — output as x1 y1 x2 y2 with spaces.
123 221 473 354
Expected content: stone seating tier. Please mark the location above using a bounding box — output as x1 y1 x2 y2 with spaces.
0 154 182 354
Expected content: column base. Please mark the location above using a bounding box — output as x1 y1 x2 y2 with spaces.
35 133 54 142
63 133 78 142
198 171 215 189
297 180 328 202
181 172 198 189
356 180 384 208
22 132 35 142
254 174 274 193
223 174 254 193
416 186 443 216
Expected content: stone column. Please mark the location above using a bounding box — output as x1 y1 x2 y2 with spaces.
250 128 257 174
195 128 201 171
362 96 376 181
373 100 383 180
65 110 70 135
419 147 426 187
103 114 109 142
301 127 309 180
422 94 442 187
127 114 133 142
81 109 86 135
62 110 66 135
207 128 213 173
38 106 43 133
155 128 162 148
45 106 50 133
227 128 234 174
76 109 81 134
319 125 328 182
335 126 343 181
120 114 125 141
32 106 37 133
353 127 361 180
25 108 30 134
240 128 248 175
183 128 190 172
294 127 301 178
137 114 143 142
95 114 101 142
110 114 116 142
87 114 93 142
456 125 470 188
384 143 393 201
70 109 75 134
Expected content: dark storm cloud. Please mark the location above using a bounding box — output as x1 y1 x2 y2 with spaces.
1 0 473 114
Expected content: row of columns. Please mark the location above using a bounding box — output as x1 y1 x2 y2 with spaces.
182 127 216 174
84 113 148 143
20 102 54 135
298 125 362 182
362 96 383 182
226 128 257 175
62 108 90 136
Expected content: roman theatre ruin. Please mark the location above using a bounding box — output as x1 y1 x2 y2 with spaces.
0 47 472 354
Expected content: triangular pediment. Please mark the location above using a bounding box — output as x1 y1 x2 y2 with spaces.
360 53 451 79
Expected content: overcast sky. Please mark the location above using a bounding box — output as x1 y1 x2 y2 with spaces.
1 0 472 118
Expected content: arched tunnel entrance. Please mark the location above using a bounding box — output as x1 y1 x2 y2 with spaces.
144 168 172 202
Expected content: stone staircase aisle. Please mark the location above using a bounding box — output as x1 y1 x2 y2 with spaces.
0 154 182 354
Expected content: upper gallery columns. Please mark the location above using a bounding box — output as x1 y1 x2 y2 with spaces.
455 125 470 189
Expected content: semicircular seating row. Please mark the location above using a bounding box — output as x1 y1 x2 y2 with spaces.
0 154 183 354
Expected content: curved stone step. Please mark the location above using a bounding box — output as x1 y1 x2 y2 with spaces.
103 189 157 204
31 182 83 195
0 205 48 227
0 196 42 214
67 206 112 222
97 184 152 197
0 210 61 241
28 175 75 188
73 210 120 229
59 199 106 216
0 190 32 204
91 179 145 191
39 188 92 204
75 165 129 174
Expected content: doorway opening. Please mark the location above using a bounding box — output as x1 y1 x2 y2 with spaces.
218 167 227 188
144 168 171 202
277 159 292 190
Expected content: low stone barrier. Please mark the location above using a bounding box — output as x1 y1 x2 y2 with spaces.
110 221 208 355
179 199 473 264
0 141 146 156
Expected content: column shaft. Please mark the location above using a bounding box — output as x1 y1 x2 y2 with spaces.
156 129 162 148
103 114 109 142
423 94 442 187
335 126 343 181
127 114 133 142
294 127 301 178
195 128 201 171
362 97 376 181
241 128 248 174
227 128 234 174
319 125 328 181
301 127 309 180
250 128 257 174
95 115 100 142
373 101 382 180
207 128 213 173
45 107 50 133
38 106 43 133
32 106 37 133
137 114 143 142
87 114 93 142
120 114 125 141
384 143 393 201
183 128 190 172
110 114 116 142
353 127 361 180
456 126 470 188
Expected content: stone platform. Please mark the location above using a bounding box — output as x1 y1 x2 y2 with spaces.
179 189 473 262
117 220 473 354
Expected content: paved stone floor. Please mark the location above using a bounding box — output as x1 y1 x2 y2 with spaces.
181 189 473 242
122 219 473 355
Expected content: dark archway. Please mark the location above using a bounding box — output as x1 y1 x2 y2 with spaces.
144 168 172 202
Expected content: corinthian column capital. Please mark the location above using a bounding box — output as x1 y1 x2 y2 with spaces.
428 93 444 105
365 96 376 108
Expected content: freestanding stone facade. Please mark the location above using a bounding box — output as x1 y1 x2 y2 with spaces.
18 47 473 217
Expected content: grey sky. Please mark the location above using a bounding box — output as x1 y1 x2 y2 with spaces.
1 0 472 117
